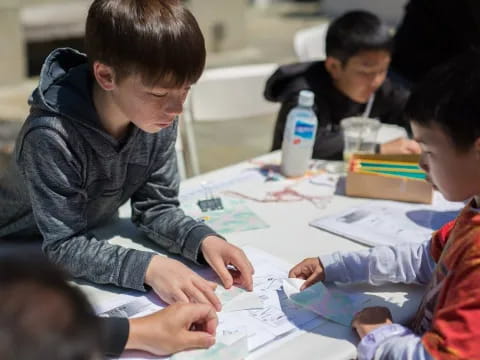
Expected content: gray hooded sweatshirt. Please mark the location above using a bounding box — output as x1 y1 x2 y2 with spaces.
0 48 219 291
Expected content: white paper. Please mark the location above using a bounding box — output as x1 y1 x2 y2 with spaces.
97 247 326 360
310 192 463 247
222 291 263 312
171 330 248 360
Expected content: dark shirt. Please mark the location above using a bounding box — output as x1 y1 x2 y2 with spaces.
264 61 410 160
391 0 480 84
102 317 130 357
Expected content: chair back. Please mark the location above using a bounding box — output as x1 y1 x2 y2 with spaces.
179 63 280 176
293 23 329 62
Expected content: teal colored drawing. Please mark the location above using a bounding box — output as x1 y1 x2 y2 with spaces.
182 198 269 234
171 332 248 360
215 286 245 305
290 282 362 326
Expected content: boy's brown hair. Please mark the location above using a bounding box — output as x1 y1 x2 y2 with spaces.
85 0 206 87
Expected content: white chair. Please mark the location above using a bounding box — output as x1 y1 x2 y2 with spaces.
179 63 280 176
293 23 329 62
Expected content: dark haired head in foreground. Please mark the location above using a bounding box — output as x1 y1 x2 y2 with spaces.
0 256 102 360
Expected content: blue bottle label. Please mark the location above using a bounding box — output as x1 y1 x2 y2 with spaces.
294 121 315 139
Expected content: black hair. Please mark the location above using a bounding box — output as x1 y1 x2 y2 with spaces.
0 255 102 360
326 10 393 64
85 0 206 87
405 51 480 152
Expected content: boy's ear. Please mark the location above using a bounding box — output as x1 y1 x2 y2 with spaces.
93 62 116 91
325 57 343 80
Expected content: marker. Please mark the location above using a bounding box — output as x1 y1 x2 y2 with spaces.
355 169 426 180
351 159 421 170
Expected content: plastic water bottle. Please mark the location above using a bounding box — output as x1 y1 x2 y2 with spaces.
281 90 318 177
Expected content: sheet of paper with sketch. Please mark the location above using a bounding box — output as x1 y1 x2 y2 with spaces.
283 278 371 326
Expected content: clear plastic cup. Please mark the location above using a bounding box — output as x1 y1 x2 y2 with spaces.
340 117 381 165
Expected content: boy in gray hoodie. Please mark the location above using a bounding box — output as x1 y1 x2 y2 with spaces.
0 0 253 326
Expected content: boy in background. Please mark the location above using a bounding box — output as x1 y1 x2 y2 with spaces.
289 53 480 359
0 0 253 311
265 10 420 160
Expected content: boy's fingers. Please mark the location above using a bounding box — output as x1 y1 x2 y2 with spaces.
186 304 218 335
207 281 218 290
230 254 254 291
288 263 308 278
231 269 253 292
183 331 216 350
301 271 321 291
171 291 190 305
193 279 222 311
185 286 211 306
288 266 301 278
210 258 234 289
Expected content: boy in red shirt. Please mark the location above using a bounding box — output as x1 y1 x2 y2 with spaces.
289 52 480 359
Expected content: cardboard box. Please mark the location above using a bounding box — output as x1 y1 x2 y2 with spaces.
346 154 433 204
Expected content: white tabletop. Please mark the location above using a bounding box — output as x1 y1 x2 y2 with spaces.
78 152 424 360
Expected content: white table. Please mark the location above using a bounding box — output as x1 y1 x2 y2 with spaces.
78 152 424 360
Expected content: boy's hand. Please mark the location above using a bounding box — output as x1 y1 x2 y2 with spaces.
351 306 393 339
201 236 254 291
380 138 421 155
145 255 222 311
288 257 325 290
126 303 217 356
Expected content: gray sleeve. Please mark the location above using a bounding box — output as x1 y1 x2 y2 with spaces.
130 130 220 264
18 129 155 291
319 240 435 285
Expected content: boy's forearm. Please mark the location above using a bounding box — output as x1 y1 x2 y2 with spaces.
320 240 435 285
135 212 219 264
44 234 155 291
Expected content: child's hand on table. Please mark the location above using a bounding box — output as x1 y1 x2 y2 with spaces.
126 303 218 355
201 236 255 291
145 255 222 311
288 257 325 290
351 306 393 338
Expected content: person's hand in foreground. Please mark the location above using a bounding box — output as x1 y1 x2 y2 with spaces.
288 257 325 291
380 137 421 154
351 306 393 339
145 255 222 311
201 236 255 291
126 303 218 356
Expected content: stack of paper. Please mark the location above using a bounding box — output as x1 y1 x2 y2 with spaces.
310 193 463 247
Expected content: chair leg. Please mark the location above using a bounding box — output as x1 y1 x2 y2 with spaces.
179 98 201 176
176 148 187 180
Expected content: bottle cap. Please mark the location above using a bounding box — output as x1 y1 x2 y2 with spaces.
298 90 314 107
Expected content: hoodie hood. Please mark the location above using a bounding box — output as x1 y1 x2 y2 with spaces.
264 61 328 103
27 47 138 155
30 48 98 126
